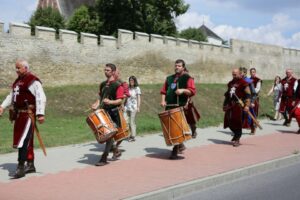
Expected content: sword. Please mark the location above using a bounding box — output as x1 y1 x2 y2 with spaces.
25 101 47 156
233 93 263 130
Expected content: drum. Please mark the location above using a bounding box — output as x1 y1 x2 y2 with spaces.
113 108 130 142
86 109 118 143
158 107 192 146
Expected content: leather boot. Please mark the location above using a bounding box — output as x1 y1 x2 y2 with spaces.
25 160 36 174
169 146 179 160
14 161 25 179
250 127 256 135
191 124 197 138
178 143 186 154
95 153 108 166
111 147 122 161
233 140 240 147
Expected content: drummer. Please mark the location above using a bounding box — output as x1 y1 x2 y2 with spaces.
160 59 196 159
91 63 124 166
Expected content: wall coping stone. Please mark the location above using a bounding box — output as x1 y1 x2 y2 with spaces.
118 29 133 34
150 34 163 38
164 36 176 41
100 35 117 40
80 32 97 38
9 22 30 28
177 38 188 42
189 39 200 44
36 26 55 32
135 31 149 36
59 29 77 35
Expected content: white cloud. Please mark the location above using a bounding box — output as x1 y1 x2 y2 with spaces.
176 12 214 31
176 11 300 48
213 13 300 48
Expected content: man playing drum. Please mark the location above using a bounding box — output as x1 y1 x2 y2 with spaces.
0 59 46 178
223 68 251 147
160 59 196 160
91 63 124 166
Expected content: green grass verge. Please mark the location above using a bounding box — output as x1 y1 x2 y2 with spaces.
0 81 274 154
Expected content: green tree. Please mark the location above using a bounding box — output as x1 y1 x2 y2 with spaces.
95 0 189 35
28 7 65 35
67 5 103 35
179 27 207 41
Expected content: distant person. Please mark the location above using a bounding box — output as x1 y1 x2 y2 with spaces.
223 68 251 147
267 76 282 120
249 68 262 134
239 67 257 135
0 59 46 178
279 69 298 126
124 76 141 142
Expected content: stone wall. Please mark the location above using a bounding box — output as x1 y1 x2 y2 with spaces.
0 22 299 87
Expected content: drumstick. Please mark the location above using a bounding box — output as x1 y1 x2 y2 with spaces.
84 108 92 113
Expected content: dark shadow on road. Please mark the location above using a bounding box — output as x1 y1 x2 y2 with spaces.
265 122 283 126
144 147 182 160
276 129 297 134
0 163 17 177
208 139 232 145
77 154 100 165
87 142 105 152
217 130 233 135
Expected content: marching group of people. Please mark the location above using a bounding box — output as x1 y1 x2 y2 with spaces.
0 58 299 179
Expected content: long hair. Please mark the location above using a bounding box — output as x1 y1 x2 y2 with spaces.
274 76 281 86
129 76 138 88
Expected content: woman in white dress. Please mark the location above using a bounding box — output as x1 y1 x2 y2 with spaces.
124 76 141 141
267 76 282 120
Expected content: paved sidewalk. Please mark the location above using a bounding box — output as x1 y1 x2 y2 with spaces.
0 119 300 199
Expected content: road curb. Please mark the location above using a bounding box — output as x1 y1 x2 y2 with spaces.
125 153 300 200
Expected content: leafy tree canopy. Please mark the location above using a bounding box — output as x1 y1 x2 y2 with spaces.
67 5 103 35
179 27 207 42
28 7 65 33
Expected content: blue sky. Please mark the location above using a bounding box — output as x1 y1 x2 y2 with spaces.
1 0 300 48
176 0 300 48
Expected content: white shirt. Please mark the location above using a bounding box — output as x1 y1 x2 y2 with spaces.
1 80 46 115
125 87 141 112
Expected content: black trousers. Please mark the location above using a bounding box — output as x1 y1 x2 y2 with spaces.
18 126 33 162
230 127 242 141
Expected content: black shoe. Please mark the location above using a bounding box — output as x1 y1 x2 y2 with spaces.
192 131 197 139
178 143 186 153
111 149 122 161
250 127 256 135
297 129 300 134
14 163 25 179
25 161 36 174
128 137 136 142
95 153 108 166
232 140 240 147
169 154 180 160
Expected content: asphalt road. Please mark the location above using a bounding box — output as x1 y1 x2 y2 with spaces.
178 160 300 200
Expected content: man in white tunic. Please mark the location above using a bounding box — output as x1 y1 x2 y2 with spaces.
0 59 46 178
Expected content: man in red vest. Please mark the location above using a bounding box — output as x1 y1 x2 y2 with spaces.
223 68 251 147
279 69 298 126
0 59 46 178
